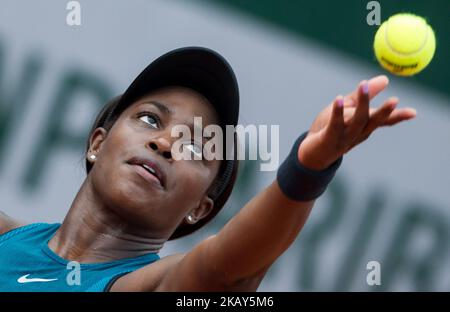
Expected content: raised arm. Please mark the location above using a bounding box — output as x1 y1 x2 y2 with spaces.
146 76 417 291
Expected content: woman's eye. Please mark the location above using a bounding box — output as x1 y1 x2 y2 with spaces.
184 142 203 158
139 114 159 129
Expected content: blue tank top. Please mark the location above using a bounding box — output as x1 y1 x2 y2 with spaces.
0 223 160 292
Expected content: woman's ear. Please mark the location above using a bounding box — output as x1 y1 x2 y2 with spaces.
185 196 214 225
87 127 108 161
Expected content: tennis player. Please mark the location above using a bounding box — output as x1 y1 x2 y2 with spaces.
0 47 416 291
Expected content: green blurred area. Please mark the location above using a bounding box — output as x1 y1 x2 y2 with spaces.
209 0 449 101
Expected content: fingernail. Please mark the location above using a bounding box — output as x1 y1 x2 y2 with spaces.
337 97 344 107
362 81 369 94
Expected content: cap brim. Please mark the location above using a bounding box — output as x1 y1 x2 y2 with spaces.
115 47 239 127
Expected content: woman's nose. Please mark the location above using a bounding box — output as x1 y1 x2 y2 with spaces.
148 136 172 160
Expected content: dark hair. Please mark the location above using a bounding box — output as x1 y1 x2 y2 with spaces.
85 95 239 240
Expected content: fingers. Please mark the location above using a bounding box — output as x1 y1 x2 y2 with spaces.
362 97 399 137
367 75 389 99
346 75 389 106
347 81 370 136
382 107 417 126
328 96 345 132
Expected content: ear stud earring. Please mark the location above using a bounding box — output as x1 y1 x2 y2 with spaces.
89 155 96 160
186 215 195 224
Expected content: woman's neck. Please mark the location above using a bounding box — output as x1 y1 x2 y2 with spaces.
48 178 166 263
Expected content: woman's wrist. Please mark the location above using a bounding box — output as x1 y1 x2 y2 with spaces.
276 131 343 202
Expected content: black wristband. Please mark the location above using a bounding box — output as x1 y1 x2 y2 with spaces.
276 131 343 201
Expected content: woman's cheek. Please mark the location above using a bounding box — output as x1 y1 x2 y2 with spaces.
178 172 209 198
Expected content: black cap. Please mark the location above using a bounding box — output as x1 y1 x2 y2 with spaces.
110 46 239 128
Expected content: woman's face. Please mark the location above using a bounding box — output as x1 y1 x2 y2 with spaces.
87 86 222 237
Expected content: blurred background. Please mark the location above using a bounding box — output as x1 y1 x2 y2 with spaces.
0 0 449 291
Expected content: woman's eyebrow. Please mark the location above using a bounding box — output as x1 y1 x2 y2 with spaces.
141 101 173 116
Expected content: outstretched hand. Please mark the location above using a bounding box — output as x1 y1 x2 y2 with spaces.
298 75 417 170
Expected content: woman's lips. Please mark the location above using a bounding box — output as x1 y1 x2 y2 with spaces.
130 164 164 190
127 157 166 187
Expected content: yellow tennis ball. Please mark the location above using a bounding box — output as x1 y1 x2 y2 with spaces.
374 13 436 76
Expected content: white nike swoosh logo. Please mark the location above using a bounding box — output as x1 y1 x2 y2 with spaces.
17 274 58 283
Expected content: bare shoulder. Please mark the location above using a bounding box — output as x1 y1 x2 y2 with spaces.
0 211 25 235
110 252 186 291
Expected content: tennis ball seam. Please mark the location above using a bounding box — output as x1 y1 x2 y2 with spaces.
384 22 430 56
